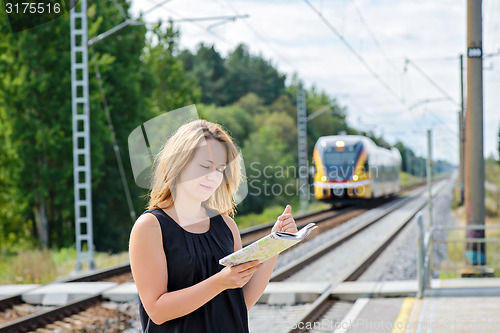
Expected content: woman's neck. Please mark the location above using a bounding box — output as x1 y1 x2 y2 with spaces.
160 198 207 223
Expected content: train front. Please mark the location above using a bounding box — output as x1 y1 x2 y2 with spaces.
312 136 371 204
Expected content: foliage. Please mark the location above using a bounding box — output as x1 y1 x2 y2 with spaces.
198 103 254 149
143 22 201 113
0 6 77 249
1 5 362 255
180 43 286 106
179 43 226 105
0 1 198 253
240 126 295 215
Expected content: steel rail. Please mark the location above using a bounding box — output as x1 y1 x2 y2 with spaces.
284 179 449 333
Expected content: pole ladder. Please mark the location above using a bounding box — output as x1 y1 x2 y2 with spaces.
70 0 95 271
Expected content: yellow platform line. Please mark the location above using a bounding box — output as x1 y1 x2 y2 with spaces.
391 297 415 333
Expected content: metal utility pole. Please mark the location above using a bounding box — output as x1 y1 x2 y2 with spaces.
459 54 465 205
458 109 465 205
465 0 485 266
297 84 309 212
405 150 411 181
70 0 95 271
426 129 432 228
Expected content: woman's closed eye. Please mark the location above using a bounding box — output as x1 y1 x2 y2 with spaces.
200 164 225 173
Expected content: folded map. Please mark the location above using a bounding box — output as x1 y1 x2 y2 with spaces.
219 223 318 267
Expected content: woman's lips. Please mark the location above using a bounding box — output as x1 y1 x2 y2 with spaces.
201 184 213 191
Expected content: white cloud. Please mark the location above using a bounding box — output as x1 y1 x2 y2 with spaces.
130 0 500 163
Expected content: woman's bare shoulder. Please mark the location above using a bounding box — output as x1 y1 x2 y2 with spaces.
221 214 238 230
129 212 163 256
221 214 242 237
131 211 161 235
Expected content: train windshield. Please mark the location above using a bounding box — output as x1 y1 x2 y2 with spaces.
322 143 362 180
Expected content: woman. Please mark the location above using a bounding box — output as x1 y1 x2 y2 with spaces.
129 119 297 332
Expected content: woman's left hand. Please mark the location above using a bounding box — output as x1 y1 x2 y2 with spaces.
272 205 298 233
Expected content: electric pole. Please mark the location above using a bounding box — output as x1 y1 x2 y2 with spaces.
427 129 432 228
464 0 485 267
297 84 309 212
459 54 465 206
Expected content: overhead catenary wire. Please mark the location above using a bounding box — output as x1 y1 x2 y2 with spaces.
302 0 407 107
110 0 128 20
349 0 399 73
218 0 300 73
143 0 235 46
88 0 175 45
404 57 460 107
303 1 463 138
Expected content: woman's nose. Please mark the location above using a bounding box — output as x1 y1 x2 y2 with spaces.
205 168 218 180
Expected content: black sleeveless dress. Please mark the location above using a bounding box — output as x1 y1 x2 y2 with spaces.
138 208 249 333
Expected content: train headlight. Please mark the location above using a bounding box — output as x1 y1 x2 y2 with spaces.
335 140 345 148
321 176 326 181
353 175 358 181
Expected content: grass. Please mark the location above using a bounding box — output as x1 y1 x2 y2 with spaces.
0 247 129 284
235 200 330 230
439 215 500 279
400 171 425 188
440 158 500 278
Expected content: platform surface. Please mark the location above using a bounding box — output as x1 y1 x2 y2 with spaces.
401 297 500 333
0 284 39 298
331 295 500 333
102 282 138 302
21 282 117 305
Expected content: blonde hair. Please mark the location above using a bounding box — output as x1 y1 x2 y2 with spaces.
147 119 242 217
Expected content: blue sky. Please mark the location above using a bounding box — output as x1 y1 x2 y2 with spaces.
130 0 500 164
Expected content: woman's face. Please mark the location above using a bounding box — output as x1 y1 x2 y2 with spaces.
176 138 227 202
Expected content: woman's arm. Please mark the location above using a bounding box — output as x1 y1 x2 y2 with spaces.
223 205 297 309
129 213 261 325
222 215 276 309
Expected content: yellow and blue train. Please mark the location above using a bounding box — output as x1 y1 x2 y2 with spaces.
312 135 402 203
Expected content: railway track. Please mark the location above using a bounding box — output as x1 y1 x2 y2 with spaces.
0 182 428 332
281 179 449 333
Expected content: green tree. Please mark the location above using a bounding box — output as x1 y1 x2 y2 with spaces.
198 104 254 149
236 93 268 119
86 0 156 252
179 43 226 105
144 22 200 113
394 141 417 174
215 44 286 105
0 9 78 249
240 126 294 215
0 0 156 252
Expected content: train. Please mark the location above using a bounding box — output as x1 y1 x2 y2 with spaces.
311 135 402 204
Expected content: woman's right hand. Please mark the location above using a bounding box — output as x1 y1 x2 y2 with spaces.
217 260 263 289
